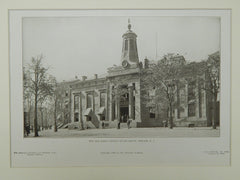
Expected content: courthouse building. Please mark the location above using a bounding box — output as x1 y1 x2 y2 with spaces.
65 22 219 129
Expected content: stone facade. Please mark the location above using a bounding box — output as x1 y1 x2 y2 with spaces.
63 22 219 129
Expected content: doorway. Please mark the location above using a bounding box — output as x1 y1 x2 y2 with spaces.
120 107 129 123
74 113 79 122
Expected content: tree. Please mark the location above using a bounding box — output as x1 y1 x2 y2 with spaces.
141 55 185 129
50 77 68 132
176 51 220 129
23 67 34 133
25 55 54 137
205 52 220 129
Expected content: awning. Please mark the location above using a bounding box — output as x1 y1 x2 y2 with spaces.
188 99 196 104
84 108 93 116
97 107 105 115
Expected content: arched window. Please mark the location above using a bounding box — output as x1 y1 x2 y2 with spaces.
124 39 128 50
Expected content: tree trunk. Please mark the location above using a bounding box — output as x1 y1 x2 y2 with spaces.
45 109 48 129
27 99 31 131
41 108 44 130
212 93 217 129
34 92 39 137
54 99 58 132
165 108 168 127
169 103 173 129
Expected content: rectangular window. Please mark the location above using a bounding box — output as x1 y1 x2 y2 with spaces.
74 113 79 122
74 95 79 110
149 107 155 118
180 90 185 104
188 103 196 117
100 92 106 107
87 94 93 108
188 81 196 101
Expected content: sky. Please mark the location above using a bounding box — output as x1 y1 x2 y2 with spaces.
22 16 220 82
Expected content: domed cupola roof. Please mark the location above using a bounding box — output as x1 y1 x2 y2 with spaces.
121 19 139 65
122 20 137 38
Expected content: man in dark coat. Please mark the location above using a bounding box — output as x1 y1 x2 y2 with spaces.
127 115 131 129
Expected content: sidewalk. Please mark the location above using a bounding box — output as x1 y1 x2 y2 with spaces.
26 127 220 138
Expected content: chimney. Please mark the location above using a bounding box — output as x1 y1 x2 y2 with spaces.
94 74 98 79
82 76 87 81
144 57 149 69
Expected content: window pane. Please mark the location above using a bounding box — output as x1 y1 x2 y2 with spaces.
100 92 106 107
87 94 92 108
188 103 196 117
74 95 79 110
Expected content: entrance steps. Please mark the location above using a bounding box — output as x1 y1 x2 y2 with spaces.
85 121 96 129
103 120 137 129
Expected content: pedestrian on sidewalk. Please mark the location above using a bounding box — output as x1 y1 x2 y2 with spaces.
127 115 131 129
117 116 122 129
102 121 105 129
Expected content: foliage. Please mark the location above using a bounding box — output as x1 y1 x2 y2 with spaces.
141 57 184 128
24 55 54 136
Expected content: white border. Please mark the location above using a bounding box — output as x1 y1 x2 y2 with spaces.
9 9 231 167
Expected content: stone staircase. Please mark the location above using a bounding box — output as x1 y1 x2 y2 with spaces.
85 121 97 129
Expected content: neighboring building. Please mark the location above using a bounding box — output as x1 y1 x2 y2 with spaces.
56 79 80 125
64 21 220 129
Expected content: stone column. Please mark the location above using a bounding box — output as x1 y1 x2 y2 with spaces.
71 93 75 123
85 92 88 109
202 89 206 118
84 91 88 122
77 93 81 122
106 81 110 121
79 92 83 127
109 85 114 121
135 81 141 122
116 96 120 121
92 91 95 113
198 84 202 118
115 85 120 122
68 88 72 124
185 83 188 118
128 83 134 120
195 80 199 118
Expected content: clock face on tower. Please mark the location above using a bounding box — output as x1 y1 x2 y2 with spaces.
122 60 129 68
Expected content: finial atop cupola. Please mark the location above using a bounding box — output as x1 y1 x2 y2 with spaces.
128 18 131 30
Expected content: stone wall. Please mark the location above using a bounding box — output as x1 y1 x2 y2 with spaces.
70 78 107 129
